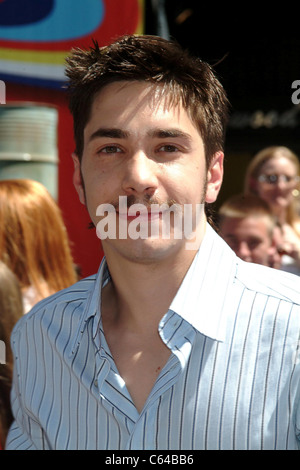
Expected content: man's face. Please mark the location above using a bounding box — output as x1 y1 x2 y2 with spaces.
220 215 274 266
73 81 223 262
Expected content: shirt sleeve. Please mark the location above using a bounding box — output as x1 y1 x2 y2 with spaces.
296 369 300 448
5 328 49 450
5 387 48 449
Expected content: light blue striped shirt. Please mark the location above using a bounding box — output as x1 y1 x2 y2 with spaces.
6 224 300 450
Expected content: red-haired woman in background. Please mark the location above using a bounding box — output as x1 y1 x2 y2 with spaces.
0 179 78 312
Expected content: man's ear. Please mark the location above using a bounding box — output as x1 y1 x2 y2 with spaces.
72 153 86 205
205 151 224 204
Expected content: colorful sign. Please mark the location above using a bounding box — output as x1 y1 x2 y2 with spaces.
0 0 144 88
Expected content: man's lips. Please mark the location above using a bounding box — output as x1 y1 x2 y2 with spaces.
117 209 162 221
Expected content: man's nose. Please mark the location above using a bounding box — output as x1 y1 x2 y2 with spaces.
121 151 159 197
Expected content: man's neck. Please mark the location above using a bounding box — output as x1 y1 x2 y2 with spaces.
113 256 194 326
101 243 200 331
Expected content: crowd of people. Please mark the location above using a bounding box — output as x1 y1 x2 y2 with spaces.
0 34 300 450
218 145 300 275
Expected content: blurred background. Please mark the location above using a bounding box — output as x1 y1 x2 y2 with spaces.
0 0 299 277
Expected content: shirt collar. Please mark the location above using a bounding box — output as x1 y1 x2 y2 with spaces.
70 259 109 355
169 223 238 342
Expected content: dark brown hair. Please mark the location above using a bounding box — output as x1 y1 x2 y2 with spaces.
65 34 229 166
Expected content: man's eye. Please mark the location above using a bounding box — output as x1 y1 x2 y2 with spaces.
99 146 122 154
159 145 179 152
248 239 261 249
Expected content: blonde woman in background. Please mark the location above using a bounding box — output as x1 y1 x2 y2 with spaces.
0 179 78 312
0 261 23 449
244 146 300 274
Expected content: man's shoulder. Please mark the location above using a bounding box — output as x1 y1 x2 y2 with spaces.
209 227 300 306
236 260 300 306
32 273 98 312
12 274 98 336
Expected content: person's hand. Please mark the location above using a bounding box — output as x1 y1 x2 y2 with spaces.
280 224 300 264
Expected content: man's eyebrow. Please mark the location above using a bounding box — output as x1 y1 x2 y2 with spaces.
147 128 193 140
88 127 192 142
88 127 129 142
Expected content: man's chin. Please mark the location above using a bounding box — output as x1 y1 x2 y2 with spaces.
102 236 191 264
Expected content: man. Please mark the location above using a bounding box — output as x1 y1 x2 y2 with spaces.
218 193 281 268
6 35 300 450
